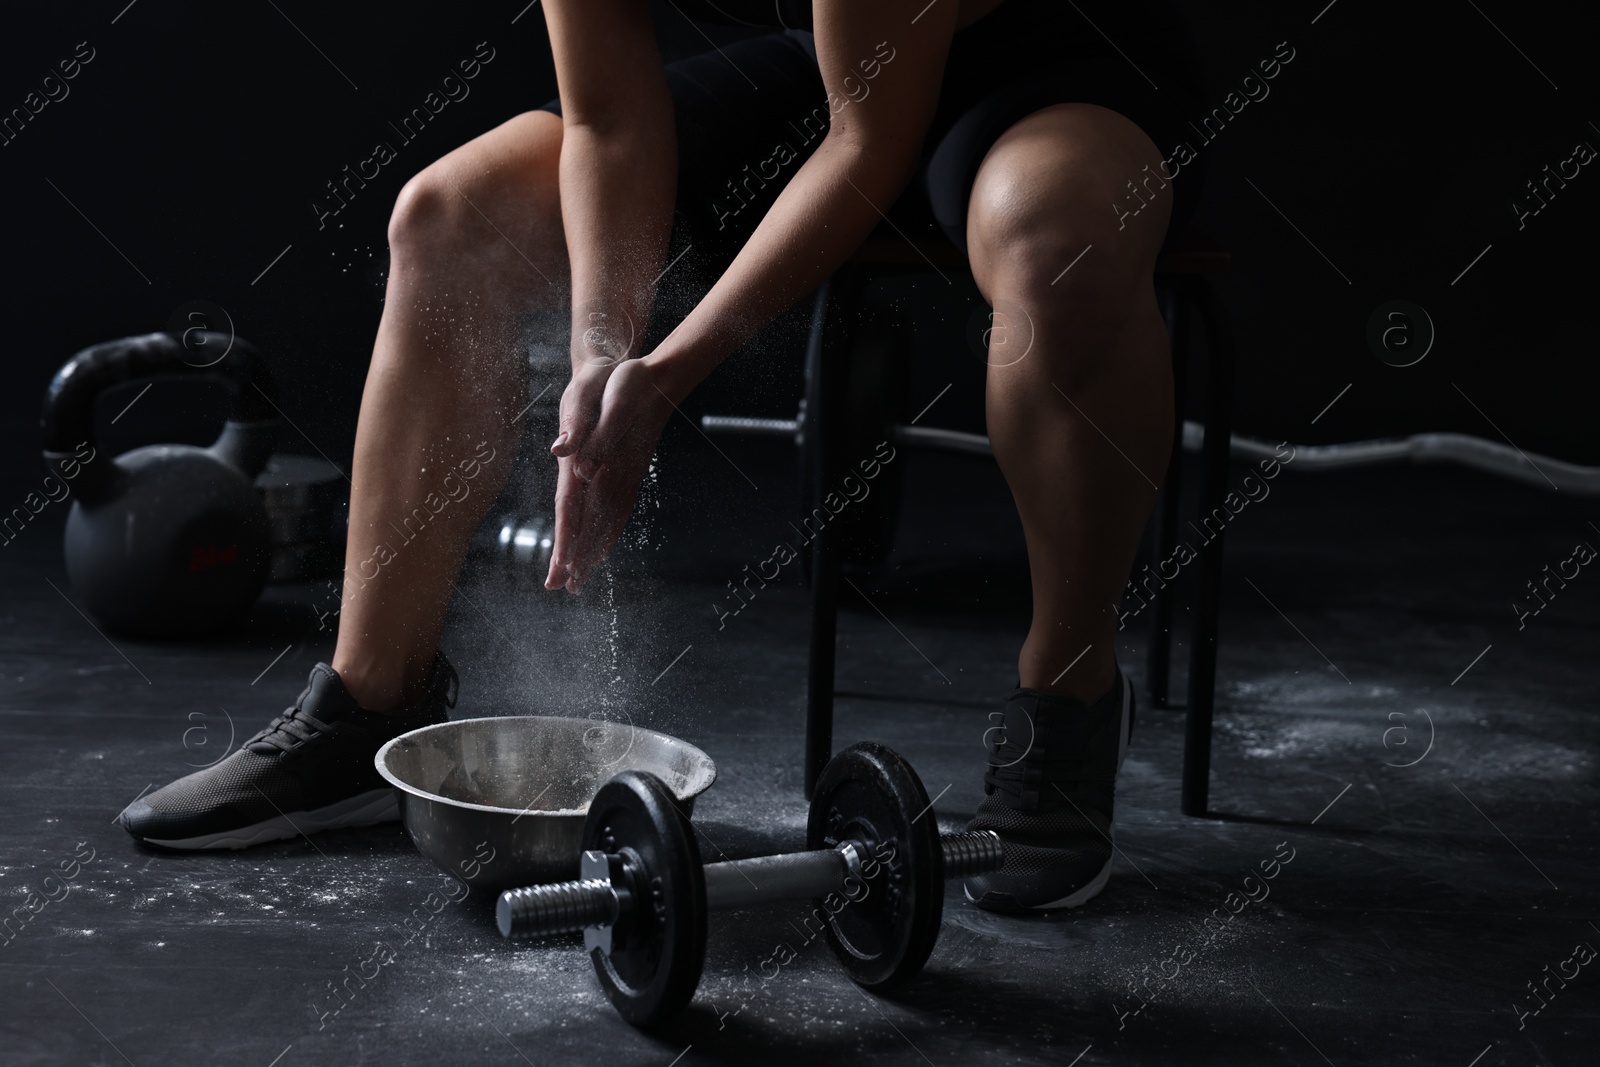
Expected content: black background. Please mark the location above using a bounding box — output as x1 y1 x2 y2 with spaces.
2 0 1596 473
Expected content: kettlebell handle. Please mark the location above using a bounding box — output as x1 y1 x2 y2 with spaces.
41 331 279 502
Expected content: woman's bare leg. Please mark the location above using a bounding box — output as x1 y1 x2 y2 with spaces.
330 111 569 710
967 103 1175 703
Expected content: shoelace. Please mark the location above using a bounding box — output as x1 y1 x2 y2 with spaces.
983 703 1116 811
248 702 336 754
983 729 1035 802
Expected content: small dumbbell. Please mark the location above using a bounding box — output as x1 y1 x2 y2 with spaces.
497 742 1003 1028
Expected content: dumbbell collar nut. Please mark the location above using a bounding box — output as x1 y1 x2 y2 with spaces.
580 849 637 956
836 840 872 901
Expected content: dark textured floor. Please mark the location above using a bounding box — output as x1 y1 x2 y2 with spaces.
2 435 1597 1067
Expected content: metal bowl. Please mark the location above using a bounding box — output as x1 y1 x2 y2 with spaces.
376 715 716 895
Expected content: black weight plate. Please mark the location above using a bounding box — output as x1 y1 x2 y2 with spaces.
582 770 707 1028
806 742 942 988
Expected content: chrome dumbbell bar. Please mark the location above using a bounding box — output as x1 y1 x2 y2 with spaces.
499 829 1002 940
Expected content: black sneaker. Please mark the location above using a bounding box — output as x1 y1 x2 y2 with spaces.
120 655 458 850
963 667 1133 912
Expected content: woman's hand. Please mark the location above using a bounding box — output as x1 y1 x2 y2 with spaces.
545 356 676 593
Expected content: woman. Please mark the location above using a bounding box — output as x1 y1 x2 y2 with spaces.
121 0 1210 913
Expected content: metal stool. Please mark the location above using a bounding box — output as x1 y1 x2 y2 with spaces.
799 230 1235 817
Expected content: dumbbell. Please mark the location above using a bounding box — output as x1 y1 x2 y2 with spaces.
497 741 1002 1028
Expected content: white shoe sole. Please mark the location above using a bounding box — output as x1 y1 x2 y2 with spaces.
965 671 1134 911
141 788 398 850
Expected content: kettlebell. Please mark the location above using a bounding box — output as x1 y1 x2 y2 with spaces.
41 331 279 638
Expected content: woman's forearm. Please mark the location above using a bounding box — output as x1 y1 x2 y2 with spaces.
542 0 678 372
641 131 917 401
560 121 677 370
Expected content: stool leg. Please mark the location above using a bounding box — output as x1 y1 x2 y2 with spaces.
1182 276 1234 818
803 273 858 799
797 287 825 590
1146 281 1188 709
806 541 839 798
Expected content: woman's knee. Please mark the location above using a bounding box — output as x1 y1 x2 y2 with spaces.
387 110 564 259
387 169 456 252
967 104 1169 322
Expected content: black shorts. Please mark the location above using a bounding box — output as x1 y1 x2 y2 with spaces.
538 0 1210 313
